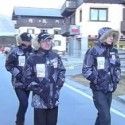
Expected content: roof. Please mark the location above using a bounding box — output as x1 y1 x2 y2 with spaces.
13 7 63 18
84 0 125 4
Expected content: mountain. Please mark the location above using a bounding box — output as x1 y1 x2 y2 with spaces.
0 15 17 36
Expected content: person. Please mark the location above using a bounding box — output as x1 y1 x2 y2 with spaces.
5 32 33 125
82 27 121 125
23 32 66 125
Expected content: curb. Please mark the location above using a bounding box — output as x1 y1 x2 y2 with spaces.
67 77 125 105
116 96 125 104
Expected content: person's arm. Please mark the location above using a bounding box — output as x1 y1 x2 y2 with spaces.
113 49 121 83
23 56 38 87
82 48 98 82
56 56 66 90
5 49 22 78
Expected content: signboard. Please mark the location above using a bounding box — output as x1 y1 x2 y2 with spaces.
69 25 80 35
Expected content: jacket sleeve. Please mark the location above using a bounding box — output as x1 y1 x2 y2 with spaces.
5 50 15 72
111 49 121 83
5 49 22 76
82 48 98 82
116 51 121 83
23 57 38 87
56 56 66 89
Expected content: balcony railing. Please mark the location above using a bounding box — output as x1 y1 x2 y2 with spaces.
61 0 77 17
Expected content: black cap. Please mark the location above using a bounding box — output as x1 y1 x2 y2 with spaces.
20 32 32 42
37 32 52 42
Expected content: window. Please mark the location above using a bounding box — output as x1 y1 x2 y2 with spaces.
27 28 34 34
90 8 108 21
55 20 59 24
28 18 33 23
41 29 47 33
42 19 47 24
39 20 42 23
54 29 61 34
79 9 82 22
54 40 61 46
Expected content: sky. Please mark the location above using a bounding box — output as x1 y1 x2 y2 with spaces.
0 0 65 17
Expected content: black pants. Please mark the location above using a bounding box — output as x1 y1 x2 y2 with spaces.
34 107 58 125
15 88 30 124
92 90 112 125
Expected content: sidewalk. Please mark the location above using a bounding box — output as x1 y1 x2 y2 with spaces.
62 55 83 66
62 55 125 105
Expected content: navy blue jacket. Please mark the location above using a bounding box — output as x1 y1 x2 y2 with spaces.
5 45 33 88
82 42 121 93
23 49 66 109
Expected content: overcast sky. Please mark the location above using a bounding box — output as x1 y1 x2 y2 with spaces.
0 0 65 17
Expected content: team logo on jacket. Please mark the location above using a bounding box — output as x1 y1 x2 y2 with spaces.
52 58 58 68
17 49 24 56
110 52 116 60
47 58 58 68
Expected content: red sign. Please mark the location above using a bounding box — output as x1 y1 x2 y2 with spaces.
69 25 80 35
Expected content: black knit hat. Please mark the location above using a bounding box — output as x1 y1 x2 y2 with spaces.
37 32 52 42
20 32 32 42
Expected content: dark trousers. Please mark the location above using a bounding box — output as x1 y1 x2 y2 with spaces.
92 90 112 125
15 88 30 124
34 107 58 125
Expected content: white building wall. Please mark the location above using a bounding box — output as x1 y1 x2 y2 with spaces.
76 3 123 36
18 27 40 34
53 34 66 52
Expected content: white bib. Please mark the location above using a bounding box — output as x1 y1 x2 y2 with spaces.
97 57 105 69
36 64 45 78
18 56 25 66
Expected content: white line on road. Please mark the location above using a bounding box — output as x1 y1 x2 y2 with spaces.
64 83 125 118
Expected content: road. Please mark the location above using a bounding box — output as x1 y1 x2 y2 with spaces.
0 54 125 125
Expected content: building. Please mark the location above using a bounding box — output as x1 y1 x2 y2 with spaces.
12 7 66 54
61 0 125 57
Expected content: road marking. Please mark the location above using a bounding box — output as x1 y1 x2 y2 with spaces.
64 83 125 118
66 65 74 69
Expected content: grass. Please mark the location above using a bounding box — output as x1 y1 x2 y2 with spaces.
71 74 125 98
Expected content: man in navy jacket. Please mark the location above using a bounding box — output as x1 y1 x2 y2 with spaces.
82 27 121 125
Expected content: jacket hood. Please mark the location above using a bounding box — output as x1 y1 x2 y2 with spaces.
98 27 119 44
